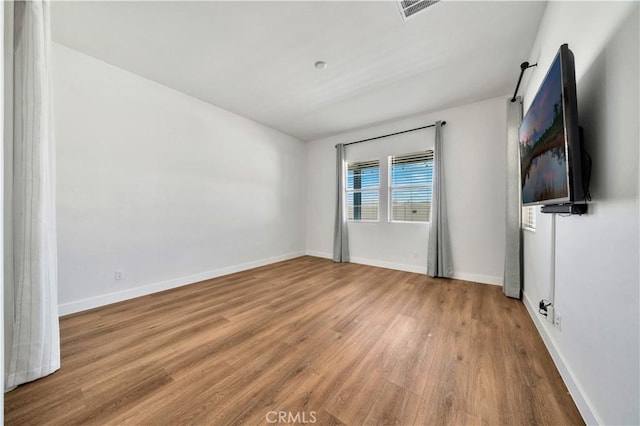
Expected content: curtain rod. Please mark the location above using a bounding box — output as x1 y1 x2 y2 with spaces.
338 121 446 147
511 61 537 102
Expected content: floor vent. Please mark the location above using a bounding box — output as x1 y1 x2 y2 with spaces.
397 0 441 21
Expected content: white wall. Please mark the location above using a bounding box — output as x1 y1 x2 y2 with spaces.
53 43 307 315
306 96 507 284
521 3 639 425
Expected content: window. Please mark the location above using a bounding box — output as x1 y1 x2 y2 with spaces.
347 160 380 221
523 206 536 231
389 151 433 222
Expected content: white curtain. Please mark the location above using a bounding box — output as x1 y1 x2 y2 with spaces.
427 121 453 278
503 97 523 298
332 143 349 262
5 0 60 390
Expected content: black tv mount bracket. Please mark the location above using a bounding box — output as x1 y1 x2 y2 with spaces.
541 204 588 215
511 61 538 102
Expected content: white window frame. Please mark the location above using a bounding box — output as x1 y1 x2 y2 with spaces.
388 150 434 223
346 160 380 222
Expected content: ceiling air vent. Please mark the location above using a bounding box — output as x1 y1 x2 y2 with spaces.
397 0 440 21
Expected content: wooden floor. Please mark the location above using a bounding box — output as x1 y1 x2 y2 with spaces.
5 256 583 425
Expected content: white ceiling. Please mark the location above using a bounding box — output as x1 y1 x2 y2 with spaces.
51 1 547 141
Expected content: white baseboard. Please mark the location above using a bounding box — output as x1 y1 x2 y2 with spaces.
304 251 501 286
305 250 426 273
522 293 600 425
348 256 427 274
452 272 502 286
58 251 305 316
305 250 332 259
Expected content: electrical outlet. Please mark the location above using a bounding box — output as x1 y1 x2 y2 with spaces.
554 312 562 331
115 269 124 280
545 305 554 324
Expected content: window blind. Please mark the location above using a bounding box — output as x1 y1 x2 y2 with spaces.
347 160 380 221
389 151 433 222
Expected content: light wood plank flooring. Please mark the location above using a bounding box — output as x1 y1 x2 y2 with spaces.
5 256 584 425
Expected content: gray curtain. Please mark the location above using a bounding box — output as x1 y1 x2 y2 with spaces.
427 121 452 278
332 144 349 262
6 0 60 389
504 97 523 298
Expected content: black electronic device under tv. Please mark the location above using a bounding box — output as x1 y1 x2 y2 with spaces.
519 44 586 207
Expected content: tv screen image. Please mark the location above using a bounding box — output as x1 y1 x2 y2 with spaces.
519 52 570 205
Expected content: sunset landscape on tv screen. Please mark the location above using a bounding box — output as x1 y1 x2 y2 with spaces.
519 55 569 205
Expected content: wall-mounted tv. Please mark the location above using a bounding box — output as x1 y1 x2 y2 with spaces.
519 44 586 207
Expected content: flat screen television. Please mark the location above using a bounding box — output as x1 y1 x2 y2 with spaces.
519 44 586 206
